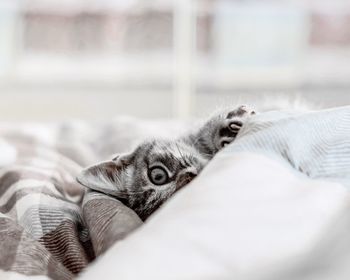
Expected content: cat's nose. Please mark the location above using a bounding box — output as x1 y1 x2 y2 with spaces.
176 171 197 190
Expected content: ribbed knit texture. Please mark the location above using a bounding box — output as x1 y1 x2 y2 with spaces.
227 106 350 187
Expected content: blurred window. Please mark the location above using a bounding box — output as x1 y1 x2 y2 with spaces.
0 0 350 118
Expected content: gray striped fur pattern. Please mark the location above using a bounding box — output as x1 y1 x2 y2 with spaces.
78 105 255 220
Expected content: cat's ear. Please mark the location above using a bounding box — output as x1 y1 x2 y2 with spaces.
77 154 133 197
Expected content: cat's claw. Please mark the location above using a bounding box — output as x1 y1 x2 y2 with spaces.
217 105 256 150
228 121 243 133
238 105 256 116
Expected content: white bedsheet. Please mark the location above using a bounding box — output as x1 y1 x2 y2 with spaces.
81 150 350 280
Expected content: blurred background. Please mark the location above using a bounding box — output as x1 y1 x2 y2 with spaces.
1 0 350 121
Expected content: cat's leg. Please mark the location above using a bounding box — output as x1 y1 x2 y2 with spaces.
219 105 256 147
187 105 256 159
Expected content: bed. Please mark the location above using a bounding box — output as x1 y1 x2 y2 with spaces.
1 107 350 280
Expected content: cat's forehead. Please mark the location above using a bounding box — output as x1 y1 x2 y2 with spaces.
152 140 194 156
135 139 198 162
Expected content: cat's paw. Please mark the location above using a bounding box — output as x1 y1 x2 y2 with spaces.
217 105 256 148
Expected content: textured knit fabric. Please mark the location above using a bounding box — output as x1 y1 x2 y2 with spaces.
229 106 350 188
0 119 170 279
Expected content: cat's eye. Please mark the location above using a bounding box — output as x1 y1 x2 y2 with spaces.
148 166 169 185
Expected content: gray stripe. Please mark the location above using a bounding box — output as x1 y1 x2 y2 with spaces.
0 171 20 197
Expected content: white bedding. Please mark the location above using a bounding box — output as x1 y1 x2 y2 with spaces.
81 150 349 280
3 108 350 280
80 107 350 280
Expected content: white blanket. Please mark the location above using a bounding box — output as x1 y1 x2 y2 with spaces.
81 153 349 280
232 106 350 188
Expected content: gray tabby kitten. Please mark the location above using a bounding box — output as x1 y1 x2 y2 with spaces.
77 105 255 221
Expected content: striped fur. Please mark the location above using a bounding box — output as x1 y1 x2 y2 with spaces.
78 105 255 221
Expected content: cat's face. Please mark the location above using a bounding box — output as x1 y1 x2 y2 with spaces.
77 139 208 220
78 105 256 220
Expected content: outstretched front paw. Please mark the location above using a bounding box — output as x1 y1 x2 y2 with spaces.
217 105 256 148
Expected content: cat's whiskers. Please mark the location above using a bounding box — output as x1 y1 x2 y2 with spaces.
175 142 191 168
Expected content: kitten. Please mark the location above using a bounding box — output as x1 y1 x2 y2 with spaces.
77 105 255 220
